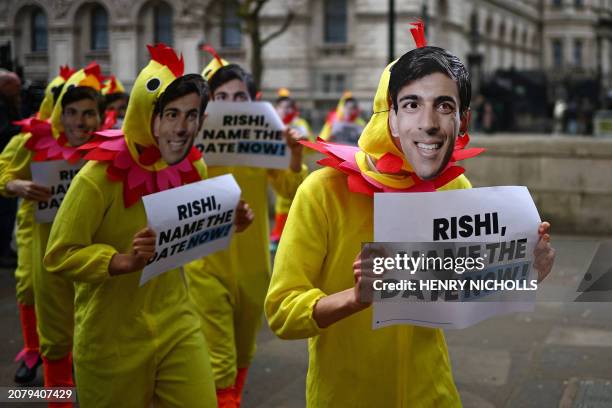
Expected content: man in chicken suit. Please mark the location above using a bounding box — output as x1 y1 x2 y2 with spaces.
265 23 555 407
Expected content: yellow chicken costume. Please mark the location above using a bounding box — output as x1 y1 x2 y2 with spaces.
184 45 307 407
270 88 313 245
0 65 74 383
0 63 105 404
44 44 216 407
265 22 484 407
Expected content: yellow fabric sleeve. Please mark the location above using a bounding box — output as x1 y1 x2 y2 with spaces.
267 164 308 200
0 133 25 173
44 165 117 284
0 133 33 196
265 173 332 339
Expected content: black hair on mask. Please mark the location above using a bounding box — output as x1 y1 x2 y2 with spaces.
208 64 257 100
388 46 471 114
61 86 103 117
155 73 210 117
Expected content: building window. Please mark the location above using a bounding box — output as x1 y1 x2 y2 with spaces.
154 3 173 45
222 2 241 48
91 5 109 50
573 39 583 67
321 73 347 93
324 0 347 43
552 0 563 7
31 8 47 52
552 39 563 67
575 0 583 7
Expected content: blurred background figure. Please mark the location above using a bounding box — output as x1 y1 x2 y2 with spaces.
101 75 129 129
553 98 567 135
0 69 22 150
319 91 365 145
0 69 22 268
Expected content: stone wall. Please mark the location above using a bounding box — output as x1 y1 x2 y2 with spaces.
464 135 612 235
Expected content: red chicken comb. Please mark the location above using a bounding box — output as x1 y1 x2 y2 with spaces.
410 19 427 48
200 43 224 65
147 43 185 78
83 61 106 84
59 65 76 80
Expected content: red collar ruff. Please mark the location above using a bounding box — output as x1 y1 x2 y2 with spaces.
79 129 203 207
301 133 484 196
23 119 82 164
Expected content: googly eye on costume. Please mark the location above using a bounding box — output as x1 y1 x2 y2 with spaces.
146 78 162 92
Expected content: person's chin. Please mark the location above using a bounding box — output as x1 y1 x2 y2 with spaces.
162 150 188 166
413 161 444 181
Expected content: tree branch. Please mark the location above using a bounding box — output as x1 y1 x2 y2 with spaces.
261 10 295 46
253 0 268 15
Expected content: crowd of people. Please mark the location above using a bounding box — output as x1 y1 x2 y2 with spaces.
0 21 554 408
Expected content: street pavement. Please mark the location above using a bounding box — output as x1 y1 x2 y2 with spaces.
0 235 610 407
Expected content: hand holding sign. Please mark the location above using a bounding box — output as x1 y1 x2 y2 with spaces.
372 186 545 330
139 174 241 285
234 200 254 233
285 127 305 172
354 244 391 305
132 227 157 263
6 179 51 202
109 228 157 276
534 221 555 283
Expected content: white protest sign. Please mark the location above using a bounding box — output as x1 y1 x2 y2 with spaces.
140 174 241 286
330 121 364 145
195 101 290 169
30 160 84 223
372 186 541 330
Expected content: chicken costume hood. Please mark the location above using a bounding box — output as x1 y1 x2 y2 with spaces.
37 65 76 121
101 75 126 96
81 44 203 207
200 44 229 81
23 62 104 164
13 64 76 133
303 21 484 194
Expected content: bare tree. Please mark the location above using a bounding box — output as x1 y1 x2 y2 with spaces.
206 0 295 89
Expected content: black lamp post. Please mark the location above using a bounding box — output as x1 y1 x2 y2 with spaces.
468 13 483 95
388 0 395 63
421 1 429 38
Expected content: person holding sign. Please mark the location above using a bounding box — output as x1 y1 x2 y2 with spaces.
265 22 555 407
44 45 252 407
0 63 105 404
319 91 366 145
185 50 307 407
0 65 74 384
270 88 314 248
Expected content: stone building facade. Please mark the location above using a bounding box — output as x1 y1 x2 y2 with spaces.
0 0 610 127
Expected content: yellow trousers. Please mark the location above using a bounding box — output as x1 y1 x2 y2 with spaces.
74 326 216 407
185 258 266 389
32 222 73 360
14 200 34 305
